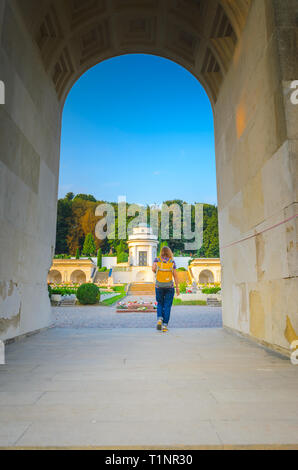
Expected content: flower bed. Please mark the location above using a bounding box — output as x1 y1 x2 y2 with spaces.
117 301 157 313
48 283 79 296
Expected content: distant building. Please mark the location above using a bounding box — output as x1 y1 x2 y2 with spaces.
48 259 95 284
48 225 221 286
189 258 221 285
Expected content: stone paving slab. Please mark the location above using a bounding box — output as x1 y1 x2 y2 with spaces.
52 305 222 329
0 327 297 448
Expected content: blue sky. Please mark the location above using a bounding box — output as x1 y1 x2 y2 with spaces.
60 54 217 206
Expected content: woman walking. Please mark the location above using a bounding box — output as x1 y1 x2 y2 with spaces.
152 246 180 332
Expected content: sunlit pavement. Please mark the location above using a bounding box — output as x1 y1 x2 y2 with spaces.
0 327 298 448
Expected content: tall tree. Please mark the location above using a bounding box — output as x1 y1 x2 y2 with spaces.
82 233 96 257
55 198 72 254
97 248 102 268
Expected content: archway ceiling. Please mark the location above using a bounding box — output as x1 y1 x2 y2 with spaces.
17 0 252 106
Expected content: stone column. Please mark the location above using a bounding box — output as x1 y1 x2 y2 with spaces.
134 246 138 266
148 245 153 266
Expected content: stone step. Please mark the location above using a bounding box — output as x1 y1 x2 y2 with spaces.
207 298 222 307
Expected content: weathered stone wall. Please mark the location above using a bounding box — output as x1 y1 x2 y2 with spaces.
0 0 61 340
216 0 298 351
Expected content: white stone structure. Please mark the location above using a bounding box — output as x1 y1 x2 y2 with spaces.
189 259 222 285
128 224 158 268
112 224 158 284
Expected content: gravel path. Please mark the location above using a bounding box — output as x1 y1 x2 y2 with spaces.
52 300 222 329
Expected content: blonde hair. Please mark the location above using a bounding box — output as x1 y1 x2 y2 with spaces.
160 246 173 259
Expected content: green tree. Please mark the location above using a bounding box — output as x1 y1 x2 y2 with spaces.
82 233 96 257
159 241 168 256
55 198 72 254
116 240 128 263
74 194 97 202
197 205 220 258
97 248 102 268
75 248 80 260
54 196 220 260
117 252 128 263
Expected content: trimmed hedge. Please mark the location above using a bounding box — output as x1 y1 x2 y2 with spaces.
201 287 221 294
77 283 100 305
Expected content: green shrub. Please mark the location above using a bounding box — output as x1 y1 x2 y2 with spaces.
201 287 221 294
117 252 128 263
50 286 78 296
179 282 188 294
48 284 52 299
112 285 126 293
98 267 107 272
177 267 187 272
76 283 100 305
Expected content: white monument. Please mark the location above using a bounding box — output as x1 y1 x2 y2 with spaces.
128 224 158 268
112 224 158 284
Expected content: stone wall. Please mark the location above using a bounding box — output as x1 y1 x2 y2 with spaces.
216 0 298 351
0 0 61 340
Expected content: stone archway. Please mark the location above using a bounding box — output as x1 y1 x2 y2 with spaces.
48 270 62 284
0 0 297 355
199 270 215 285
70 270 87 285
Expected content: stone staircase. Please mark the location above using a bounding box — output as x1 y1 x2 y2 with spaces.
128 283 155 296
207 297 222 307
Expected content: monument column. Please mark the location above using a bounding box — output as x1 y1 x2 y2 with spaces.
148 245 153 267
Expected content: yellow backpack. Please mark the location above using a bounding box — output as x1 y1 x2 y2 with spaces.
156 257 174 284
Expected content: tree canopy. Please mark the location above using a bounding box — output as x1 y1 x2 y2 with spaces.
55 194 220 258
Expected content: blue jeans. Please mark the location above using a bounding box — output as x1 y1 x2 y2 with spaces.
156 288 175 325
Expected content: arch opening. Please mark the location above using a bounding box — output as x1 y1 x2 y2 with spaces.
70 270 87 284
48 270 62 284
199 269 215 285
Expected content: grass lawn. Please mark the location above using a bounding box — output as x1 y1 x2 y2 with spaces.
100 293 126 306
173 298 207 306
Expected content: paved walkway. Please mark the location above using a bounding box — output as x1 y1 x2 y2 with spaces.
0 327 298 448
52 305 222 329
